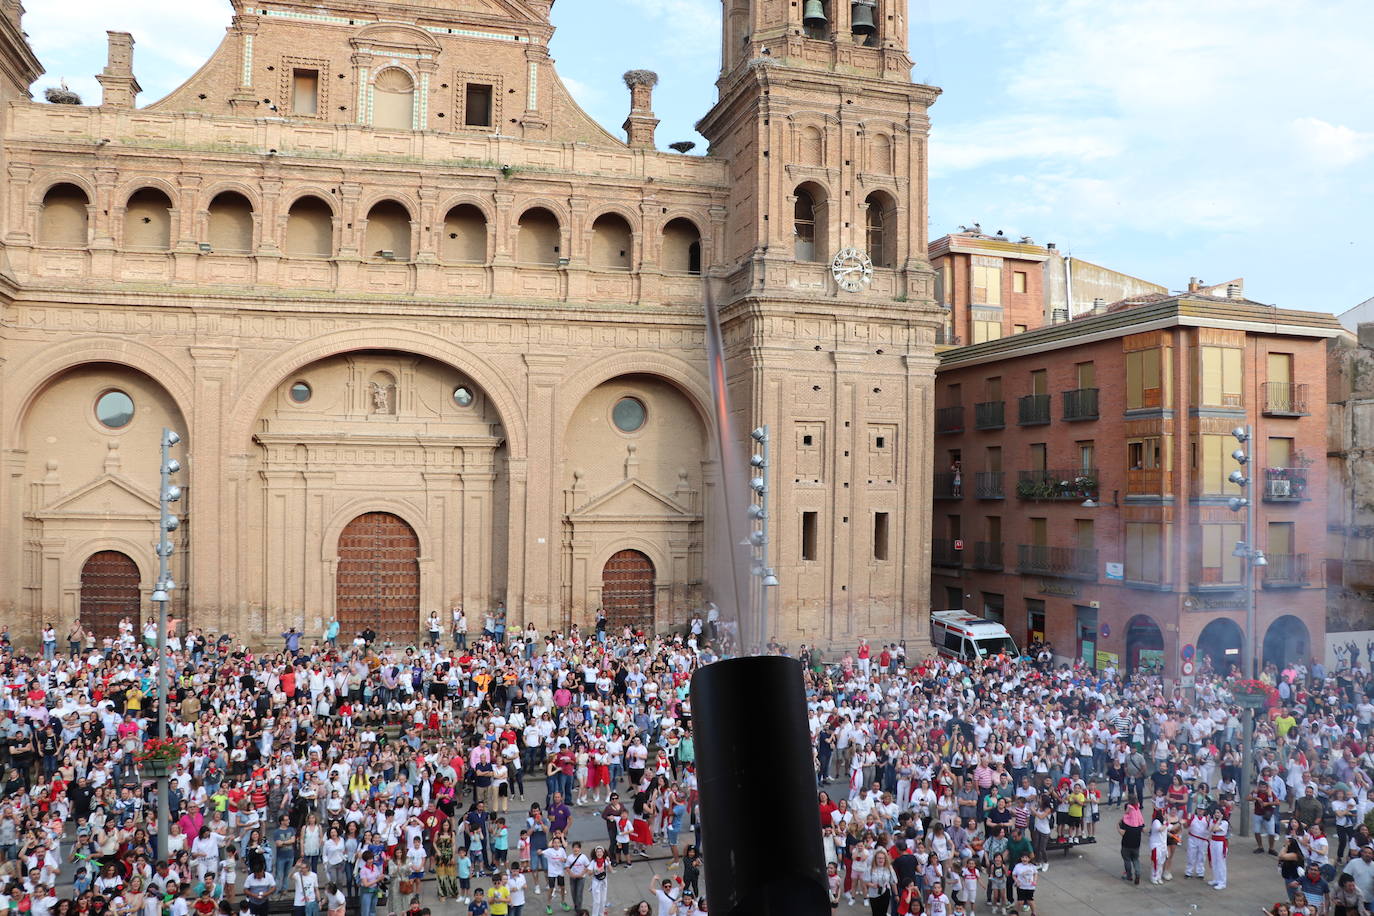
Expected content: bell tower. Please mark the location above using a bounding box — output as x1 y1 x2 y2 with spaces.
698 0 942 646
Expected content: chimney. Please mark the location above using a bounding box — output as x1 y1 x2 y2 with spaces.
1092 297 1105 312
622 70 659 150
1226 282 1243 300
1187 277 1202 293
95 31 141 109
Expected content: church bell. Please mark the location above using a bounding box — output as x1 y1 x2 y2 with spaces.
850 0 877 36
802 0 828 30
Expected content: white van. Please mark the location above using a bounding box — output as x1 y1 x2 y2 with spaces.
929 610 1020 662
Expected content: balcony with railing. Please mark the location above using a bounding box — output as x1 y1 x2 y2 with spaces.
973 541 1004 570
1263 553 1311 588
1017 544 1098 579
1018 394 1051 425
935 405 965 435
1062 388 1099 421
1263 382 1309 416
1126 468 1174 499
975 471 1005 499
1016 469 1099 501
933 472 963 500
932 538 963 568
935 326 962 346
975 401 1005 430
1263 467 1309 501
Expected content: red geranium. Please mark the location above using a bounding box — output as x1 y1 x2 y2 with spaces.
134 736 187 764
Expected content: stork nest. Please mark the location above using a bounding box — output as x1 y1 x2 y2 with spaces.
622 69 659 89
44 86 82 105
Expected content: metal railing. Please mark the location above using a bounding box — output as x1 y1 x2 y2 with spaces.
1263 382 1309 416
1016 469 1099 501
974 471 1005 499
1018 393 1051 425
1017 544 1098 579
932 538 963 567
1062 388 1099 421
935 405 965 434
975 401 1005 430
933 472 963 499
1262 467 1308 501
1263 553 1310 587
973 541 1004 570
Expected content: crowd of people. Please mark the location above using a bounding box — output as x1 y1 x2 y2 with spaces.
1 614 1373 916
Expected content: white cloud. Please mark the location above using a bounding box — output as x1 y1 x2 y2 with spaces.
1291 118 1374 170
930 114 1126 176
621 0 720 61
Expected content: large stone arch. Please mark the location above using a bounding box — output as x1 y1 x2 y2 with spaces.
224 328 527 458
556 350 713 433
5 337 195 442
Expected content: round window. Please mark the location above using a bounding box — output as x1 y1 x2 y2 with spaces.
95 390 135 429
289 381 312 403
453 386 474 408
612 397 647 433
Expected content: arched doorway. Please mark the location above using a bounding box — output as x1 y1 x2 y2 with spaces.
80 551 141 642
602 550 655 634
1125 614 1165 674
336 512 420 643
1197 617 1245 678
1263 615 1311 672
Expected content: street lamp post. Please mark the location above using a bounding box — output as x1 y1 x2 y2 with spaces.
1227 424 1267 839
150 427 183 853
748 426 779 654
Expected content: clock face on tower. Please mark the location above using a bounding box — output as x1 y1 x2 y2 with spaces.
831 248 874 292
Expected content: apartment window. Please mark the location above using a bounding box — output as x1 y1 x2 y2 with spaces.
1126 348 1163 409
971 256 1002 305
292 69 320 116
973 319 1002 344
986 516 1002 543
873 512 890 561
1027 599 1046 643
1200 523 1244 583
1268 521 1294 556
1128 437 1164 470
1013 270 1028 294
946 586 964 611
1197 434 1239 495
1200 346 1243 407
1074 518 1095 550
1029 443 1047 472
935 263 953 307
1125 522 1166 584
1029 517 1048 546
801 511 818 561
1077 441 1095 470
985 376 1002 400
1013 324 1028 335
1076 362 1095 388
1267 437 1294 468
986 446 1002 473
1031 369 1048 396
465 83 494 127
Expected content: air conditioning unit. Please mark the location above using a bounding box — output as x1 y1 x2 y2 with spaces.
1267 478 1291 498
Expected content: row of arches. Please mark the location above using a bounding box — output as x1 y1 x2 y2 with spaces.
36 184 705 272
1121 613 1311 676
794 183 898 268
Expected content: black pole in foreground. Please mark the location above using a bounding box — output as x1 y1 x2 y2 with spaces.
690 655 828 916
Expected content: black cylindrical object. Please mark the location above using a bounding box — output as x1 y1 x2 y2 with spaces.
690 655 828 916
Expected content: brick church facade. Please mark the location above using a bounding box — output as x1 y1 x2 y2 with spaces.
0 0 940 647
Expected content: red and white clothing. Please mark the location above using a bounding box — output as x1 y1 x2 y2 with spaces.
1207 816 1229 889
1185 813 1210 878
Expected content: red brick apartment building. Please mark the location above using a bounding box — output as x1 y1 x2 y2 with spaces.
930 292 1343 677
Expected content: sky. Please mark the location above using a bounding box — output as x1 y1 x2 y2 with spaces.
24 0 1374 314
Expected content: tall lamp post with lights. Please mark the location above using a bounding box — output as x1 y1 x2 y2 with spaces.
748 426 779 654
149 427 183 850
1227 423 1266 838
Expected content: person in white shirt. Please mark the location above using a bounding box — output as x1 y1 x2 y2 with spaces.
1011 853 1039 915
565 841 591 913
291 859 319 916
651 874 682 916
541 835 571 911
1206 809 1229 890
507 863 529 914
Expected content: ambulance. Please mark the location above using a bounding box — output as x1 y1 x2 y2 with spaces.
929 610 1020 662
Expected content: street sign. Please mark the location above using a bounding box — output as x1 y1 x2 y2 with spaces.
954 539 964 551
1181 643 1196 661
1182 660 1195 676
